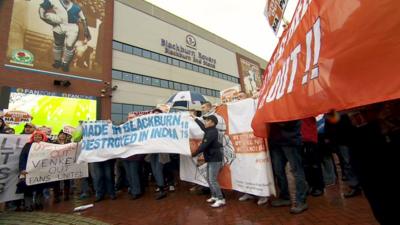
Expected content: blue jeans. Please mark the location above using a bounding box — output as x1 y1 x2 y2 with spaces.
90 160 116 198
123 160 142 196
80 178 89 195
321 153 337 185
337 145 359 188
270 144 307 204
149 154 164 188
207 162 223 199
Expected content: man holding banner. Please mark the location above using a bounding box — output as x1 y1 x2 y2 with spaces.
191 114 225 208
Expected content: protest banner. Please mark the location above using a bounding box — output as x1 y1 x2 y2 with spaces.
264 0 289 35
0 134 29 203
253 0 400 137
3 110 32 126
220 86 241 103
127 110 152 120
181 99 276 197
26 142 88 186
77 113 191 163
63 125 76 136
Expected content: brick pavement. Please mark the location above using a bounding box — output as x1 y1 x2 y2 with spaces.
23 181 378 225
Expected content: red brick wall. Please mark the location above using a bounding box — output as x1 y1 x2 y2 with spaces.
0 0 114 119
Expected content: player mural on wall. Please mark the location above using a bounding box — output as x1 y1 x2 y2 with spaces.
38 0 91 72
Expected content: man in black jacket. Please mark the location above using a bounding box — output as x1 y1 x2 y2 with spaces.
192 114 225 208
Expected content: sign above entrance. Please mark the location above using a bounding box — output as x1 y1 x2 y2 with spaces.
161 34 217 69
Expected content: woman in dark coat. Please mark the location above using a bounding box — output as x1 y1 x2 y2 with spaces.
19 130 48 211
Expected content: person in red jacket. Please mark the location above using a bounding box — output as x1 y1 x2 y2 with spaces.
301 117 325 196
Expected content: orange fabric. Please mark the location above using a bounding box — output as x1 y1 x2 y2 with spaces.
253 0 400 137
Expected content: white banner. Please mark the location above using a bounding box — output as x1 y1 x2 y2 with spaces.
0 134 29 203
180 99 276 197
77 113 191 163
26 143 88 186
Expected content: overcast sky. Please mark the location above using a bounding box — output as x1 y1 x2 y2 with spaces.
145 0 299 61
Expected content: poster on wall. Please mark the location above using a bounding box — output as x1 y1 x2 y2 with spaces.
7 88 96 134
5 0 110 79
236 54 262 98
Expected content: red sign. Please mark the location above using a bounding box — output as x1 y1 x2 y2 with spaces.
253 0 400 137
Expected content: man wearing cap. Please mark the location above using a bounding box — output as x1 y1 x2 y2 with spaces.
21 123 36 134
191 114 225 208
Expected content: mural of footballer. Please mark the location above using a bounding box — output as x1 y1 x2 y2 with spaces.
39 0 91 72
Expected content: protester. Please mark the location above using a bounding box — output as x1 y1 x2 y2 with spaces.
51 130 72 203
123 154 145 200
301 117 324 196
191 114 225 208
147 108 168 200
4 127 15 134
21 123 36 135
268 120 308 214
347 100 399 225
18 130 49 211
0 117 6 133
324 110 361 198
91 159 116 202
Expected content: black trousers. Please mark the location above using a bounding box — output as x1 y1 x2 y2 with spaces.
302 142 325 191
351 123 398 225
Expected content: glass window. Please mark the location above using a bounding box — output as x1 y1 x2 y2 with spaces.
192 65 199 72
143 76 151 85
133 47 142 56
133 74 142 84
122 44 133 54
172 58 179 66
198 67 204 74
133 105 144 112
112 41 123 51
112 103 122 113
142 50 151 59
181 84 188 91
218 72 224 79
215 92 220 98
194 86 200 93
111 113 123 123
188 85 195 92
200 88 207 95
204 68 210 75
168 81 174 89
179 61 186 68
185 63 193 70
174 82 181 90
151 78 160 87
167 57 173 64
151 52 160 61
206 89 212 96
112 70 122 80
122 72 132 81
222 74 228 80
160 55 167 63
143 106 153 111
161 80 169 88
122 104 133 114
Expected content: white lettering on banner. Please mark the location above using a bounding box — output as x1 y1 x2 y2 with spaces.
77 113 191 163
26 143 88 186
0 135 28 203
260 17 321 106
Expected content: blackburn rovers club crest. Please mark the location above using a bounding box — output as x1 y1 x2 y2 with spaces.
10 49 34 67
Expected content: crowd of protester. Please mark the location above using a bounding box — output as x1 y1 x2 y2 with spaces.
0 96 398 224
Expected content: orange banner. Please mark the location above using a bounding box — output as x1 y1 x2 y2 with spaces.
253 0 400 137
